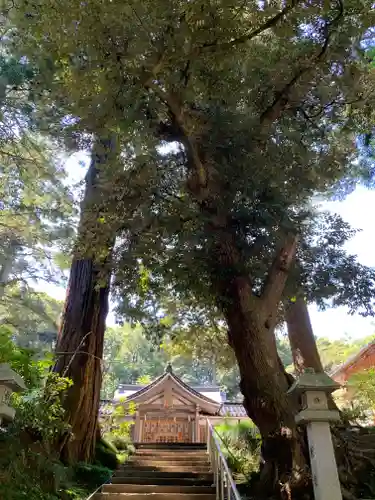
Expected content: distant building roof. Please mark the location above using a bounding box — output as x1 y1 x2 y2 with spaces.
219 402 247 417
331 339 375 384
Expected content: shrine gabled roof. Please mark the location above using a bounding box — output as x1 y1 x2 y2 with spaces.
331 338 375 382
125 366 221 413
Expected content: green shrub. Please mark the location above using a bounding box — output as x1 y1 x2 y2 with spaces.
74 462 112 488
110 435 130 450
0 352 101 500
0 325 52 388
101 436 119 454
0 431 69 500
214 420 261 478
11 373 72 445
95 440 118 470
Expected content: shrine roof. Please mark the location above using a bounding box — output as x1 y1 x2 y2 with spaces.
124 366 222 411
331 339 375 383
99 399 248 418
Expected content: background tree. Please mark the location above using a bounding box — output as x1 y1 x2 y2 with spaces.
283 211 375 374
0 287 63 349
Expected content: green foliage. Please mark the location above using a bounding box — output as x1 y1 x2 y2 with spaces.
94 440 118 470
0 332 108 500
0 432 70 500
0 432 112 500
102 322 293 401
317 335 375 372
0 53 75 342
11 373 73 444
109 435 133 452
0 134 75 288
101 324 167 398
214 420 261 478
5 0 374 330
73 462 112 490
0 288 63 350
3 2 375 491
101 396 135 458
137 374 152 385
0 324 53 387
102 322 238 397
0 371 97 500
349 368 375 413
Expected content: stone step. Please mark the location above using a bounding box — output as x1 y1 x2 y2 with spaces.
103 485 215 494
110 477 213 486
133 455 208 461
135 444 206 451
116 466 212 474
129 459 209 467
133 453 208 460
94 494 215 500
113 471 213 480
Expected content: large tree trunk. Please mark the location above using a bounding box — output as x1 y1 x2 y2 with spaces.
54 134 118 463
285 296 323 374
159 96 308 494
285 296 338 414
208 225 307 495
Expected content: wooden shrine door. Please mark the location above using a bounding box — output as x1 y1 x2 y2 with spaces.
142 418 192 443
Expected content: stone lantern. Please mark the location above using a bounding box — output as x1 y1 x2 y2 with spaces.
288 369 342 500
0 363 26 425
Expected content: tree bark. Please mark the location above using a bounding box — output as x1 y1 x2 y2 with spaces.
210 230 306 494
285 296 324 375
159 97 308 493
54 134 118 463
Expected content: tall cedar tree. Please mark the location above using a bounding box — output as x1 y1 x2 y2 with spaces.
54 135 118 463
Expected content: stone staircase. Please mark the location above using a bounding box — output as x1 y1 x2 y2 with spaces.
93 444 215 500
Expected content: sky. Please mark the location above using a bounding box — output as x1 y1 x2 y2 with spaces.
40 154 375 341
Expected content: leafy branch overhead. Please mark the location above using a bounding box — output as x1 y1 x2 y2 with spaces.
10 2 372 317
9 0 375 326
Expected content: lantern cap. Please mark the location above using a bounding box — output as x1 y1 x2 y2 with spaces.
287 368 340 395
0 364 26 392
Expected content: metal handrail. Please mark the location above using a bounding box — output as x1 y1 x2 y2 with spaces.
212 425 239 466
206 419 242 500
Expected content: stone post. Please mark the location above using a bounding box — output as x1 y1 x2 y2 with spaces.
0 363 26 425
195 405 200 443
134 410 140 442
288 369 342 500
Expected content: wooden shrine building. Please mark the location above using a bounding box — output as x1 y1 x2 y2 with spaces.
102 364 248 444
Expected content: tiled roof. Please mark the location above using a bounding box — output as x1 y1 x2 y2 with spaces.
331 339 375 382
99 400 248 418
219 403 247 417
99 401 114 416
126 370 221 408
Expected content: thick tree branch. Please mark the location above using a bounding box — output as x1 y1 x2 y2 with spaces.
146 82 208 192
259 1 344 130
260 233 298 328
201 0 302 51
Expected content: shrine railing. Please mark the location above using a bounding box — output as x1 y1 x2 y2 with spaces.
206 419 242 500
